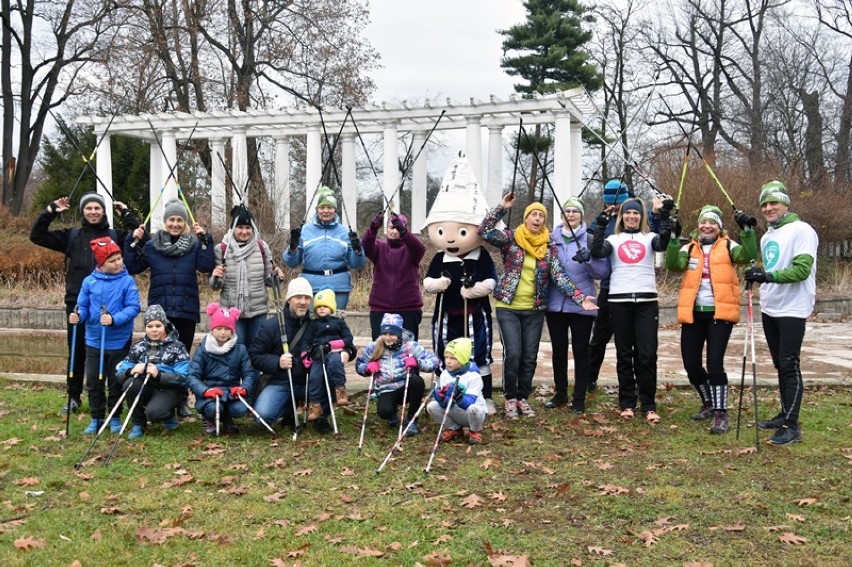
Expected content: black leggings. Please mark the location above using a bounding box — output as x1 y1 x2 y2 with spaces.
375 374 426 422
680 311 734 387
545 311 594 402
761 314 806 425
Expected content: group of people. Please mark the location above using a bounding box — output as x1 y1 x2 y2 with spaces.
31 174 818 447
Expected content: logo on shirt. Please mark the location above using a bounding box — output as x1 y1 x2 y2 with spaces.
617 240 646 264
763 241 780 270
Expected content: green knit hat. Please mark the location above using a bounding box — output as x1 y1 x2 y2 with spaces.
759 180 790 206
698 205 723 228
316 186 337 210
561 196 585 217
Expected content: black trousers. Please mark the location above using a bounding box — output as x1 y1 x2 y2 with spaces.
375 374 426 422
123 379 182 427
545 311 595 403
588 288 612 382
761 314 806 425
85 345 128 420
609 301 658 413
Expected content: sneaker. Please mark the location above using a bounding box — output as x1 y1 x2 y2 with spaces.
691 403 713 421
307 403 323 422
128 424 145 440
758 414 785 430
83 419 103 435
314 418 333 434
485 398 497 416
386 413 400 427
587 380 598 393
517 399 535 417
504 399 519 420
335 386 350 406
178 402 193 419
768 425 802 446
163 416 180 431
440 428 463 443
544 394 568 409
202 418 217 436
59 397 81 416
709 410 729 434
109 417 122 434
468 431 483 445
404 420 419 437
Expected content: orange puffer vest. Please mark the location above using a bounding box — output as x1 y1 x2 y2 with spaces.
676 237 740 324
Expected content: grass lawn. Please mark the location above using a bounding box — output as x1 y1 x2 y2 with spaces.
0 381 849 566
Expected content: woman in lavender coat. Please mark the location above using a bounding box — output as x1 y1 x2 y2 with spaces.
545 197 610 413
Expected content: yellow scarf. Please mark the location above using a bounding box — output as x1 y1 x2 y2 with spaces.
514 225 550 260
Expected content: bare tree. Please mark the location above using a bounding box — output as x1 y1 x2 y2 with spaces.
1 0 117 214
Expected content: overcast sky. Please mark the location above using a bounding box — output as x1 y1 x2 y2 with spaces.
366 1 527 103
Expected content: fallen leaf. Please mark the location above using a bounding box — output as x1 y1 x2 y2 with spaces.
490 491 507 503
487 552 533 566
286 543 309 557
388 541 403 551
227 486 249 496
91 528 102 541
786 513 805 522
340 467 355 476
779 532 808 545
461 493 484 508
709 524 745 532
481 458 493 470
13 536 45 550
796 497 818 507
595 461 614 471
293 469 313 477
264 491 287 503
13 477 38 486
341 545 384 557
433 534 452 544
598 485 630 496
295 524 317 536
422 550 451 565
765 525 791 532
587 545 613 556
636 530 659 547
100 507 123 515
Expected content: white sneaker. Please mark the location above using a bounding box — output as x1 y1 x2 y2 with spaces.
485 398 496 416
517 399 536 417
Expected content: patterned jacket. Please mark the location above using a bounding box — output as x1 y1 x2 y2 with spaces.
116 325 190 389
355 334 440 395
478 205 585 310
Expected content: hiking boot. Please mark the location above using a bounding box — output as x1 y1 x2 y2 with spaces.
128 424 145 440
545 394 568 409
709 410 729 434
223 417 239 435
83 419 103 435
768 425 802 446
314 418 333 434
517 399 535 417
109 417 123 434
504 399 519 420
59 397 81 416
202 418 217 436
484 398 497 416
404 420 419 437
758 414 785 430
569 403 585 415
441 428 463 443
335 386 349 406
386 412 400 427
691 402 713 421
468 431 483 445
587 380 598 393
178 402 193 419
163 416 180 431
306 403 323 422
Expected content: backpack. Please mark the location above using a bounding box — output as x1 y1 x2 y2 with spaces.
217 240 270 268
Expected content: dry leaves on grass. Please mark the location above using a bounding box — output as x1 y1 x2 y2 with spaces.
779 532 809 545
420 550 451 565
709 524 745 532
796 497 818 507
340 545 384 557
786 513 806 522
265 491 287 503
461 493 484 509
295 524 317 536
13 477 38 486
598 484 630 495
587 545 614 556
484 542 532 566
135 527 204 545
293 468 313 477
13 536 45 550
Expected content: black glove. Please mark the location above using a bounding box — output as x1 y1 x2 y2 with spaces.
460 274 474 289
349 230 362 253
673 220 683 239
311 343 331 360
389 214 407 235
661 198 675 213
571 248 591 263
745 266 772 284
657 218 673 239
595 211 610 227
369 211 384 231
289 227 301 251
452 382 466 402
735 210 757 229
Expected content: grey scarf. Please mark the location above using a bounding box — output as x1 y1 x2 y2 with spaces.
152 231 195 257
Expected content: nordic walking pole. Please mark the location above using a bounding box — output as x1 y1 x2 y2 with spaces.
398 368 411 439
65 307 79 439
376 393 432 474
215 394 220 437
236 394 275 434
737 261 757 441
97 305 107 382
104 374 150 466
357 373 376 455
747 278 760 452
73 373 138 469
319 349 340 436
271 275 301 439
424 377 462 475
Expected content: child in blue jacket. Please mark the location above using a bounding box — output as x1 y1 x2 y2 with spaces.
186 303 257 435
71 237 140 435
356 313 440 436
427 338 487 445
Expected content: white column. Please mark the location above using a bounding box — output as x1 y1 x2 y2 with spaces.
465 117 483 185
158 130 178 229
95 133 114 227
232 129 248 205
306 125 322 215
570 122 583 198
383 121 399 213
148 143 162 231
553 113 572 221
486 125 504 205
273 136 291 231
411 130 427 232
210 138 227 230
341 132 357 228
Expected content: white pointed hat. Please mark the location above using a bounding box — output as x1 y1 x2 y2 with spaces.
421 152 491 231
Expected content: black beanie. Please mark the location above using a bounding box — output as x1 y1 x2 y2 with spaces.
231 205 254 227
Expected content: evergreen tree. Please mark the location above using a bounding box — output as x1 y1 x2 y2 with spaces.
500 0 601 200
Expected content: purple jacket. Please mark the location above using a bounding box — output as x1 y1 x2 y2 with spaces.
362 226 426 312
547 222 610 315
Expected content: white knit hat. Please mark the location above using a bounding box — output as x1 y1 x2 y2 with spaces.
286 277 313 301
421 152 491 231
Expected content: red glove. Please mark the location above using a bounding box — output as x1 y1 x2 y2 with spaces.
300 352 312 369
329 339 345 350
366 361 380 374
230 386 247 398
204 388 224 399
403 356 418 369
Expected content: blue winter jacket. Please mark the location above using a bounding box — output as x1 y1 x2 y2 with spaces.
547 222 610 315
124 233 215 322
355 334 440 396
76 267 141 350
283 213 366 293
186 336 258 400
